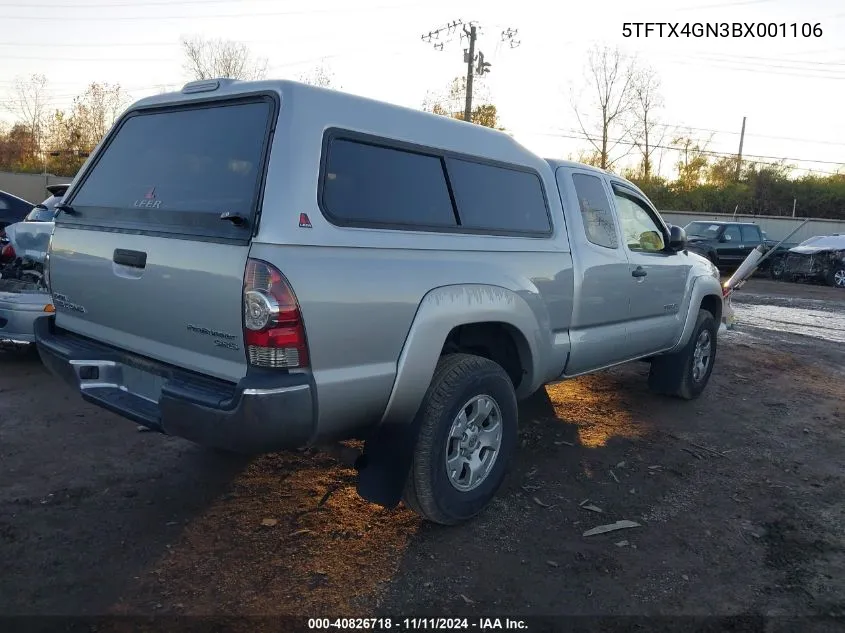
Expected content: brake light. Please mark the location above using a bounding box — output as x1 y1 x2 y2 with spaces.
242 259 309 369
0 243 15 262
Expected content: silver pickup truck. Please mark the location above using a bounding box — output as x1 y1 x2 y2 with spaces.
35 79 723 524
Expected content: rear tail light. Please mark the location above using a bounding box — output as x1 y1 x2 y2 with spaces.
242 259 309 369
0 243 15 263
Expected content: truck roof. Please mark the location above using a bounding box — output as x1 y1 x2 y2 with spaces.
686 220 760 227
129 78 550 174
544 159 609 175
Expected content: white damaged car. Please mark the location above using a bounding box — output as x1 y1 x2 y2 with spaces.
0 185 67 343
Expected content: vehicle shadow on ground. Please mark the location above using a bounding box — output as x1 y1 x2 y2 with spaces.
1 345 665 618
376 369 668 616
0 349 254 616
9 341 842 620
100 367 661 619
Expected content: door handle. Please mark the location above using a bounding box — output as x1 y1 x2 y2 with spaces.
113 248 147 269
632 267 647 278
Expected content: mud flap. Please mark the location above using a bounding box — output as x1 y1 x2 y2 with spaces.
356 419 421 509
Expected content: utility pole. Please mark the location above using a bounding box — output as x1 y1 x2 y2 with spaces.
736 116 746 180
421 21 519 125
463 25 477 123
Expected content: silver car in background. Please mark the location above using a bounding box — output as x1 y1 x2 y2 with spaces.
0 185 67 343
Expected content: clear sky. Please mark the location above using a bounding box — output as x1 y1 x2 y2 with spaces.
1 0 843 178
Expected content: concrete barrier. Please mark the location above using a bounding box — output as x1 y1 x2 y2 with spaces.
659 210 845 244
0 172 73 205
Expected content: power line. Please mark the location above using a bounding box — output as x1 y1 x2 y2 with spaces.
0 36 407 53
420 20 519 123
0 0 284 7
527 130 843 175
671 54 845 75
649 122 845 147
0 1 443 21
684 52 845 68
1 55 174 62
656 57 845 80
677 0 777 10
0 48 413 107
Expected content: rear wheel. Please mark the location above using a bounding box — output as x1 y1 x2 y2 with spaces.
770 257 786 280
403 353 517 525
826 265 845 289
648 309 717 400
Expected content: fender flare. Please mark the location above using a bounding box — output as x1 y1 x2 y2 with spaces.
357 283 549 508
382 283 547 425
668 274 724 353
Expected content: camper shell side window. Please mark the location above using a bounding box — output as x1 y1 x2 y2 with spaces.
318 129 553 237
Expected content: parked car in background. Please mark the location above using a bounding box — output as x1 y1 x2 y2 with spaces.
0 190 35 237
0 185 64 343
24 184 69 223
682 221 773 272
769 234 845 288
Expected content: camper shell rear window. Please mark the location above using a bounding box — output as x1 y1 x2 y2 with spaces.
63 95 277 242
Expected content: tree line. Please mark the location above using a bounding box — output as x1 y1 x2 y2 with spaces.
1 39 842 219
577 48 844 219
0 76 129 178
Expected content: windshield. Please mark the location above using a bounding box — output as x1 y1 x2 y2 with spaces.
684 222 723 238
25 205 57 222
796 235 845 249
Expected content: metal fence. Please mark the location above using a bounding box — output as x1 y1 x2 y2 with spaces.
0 172 73 205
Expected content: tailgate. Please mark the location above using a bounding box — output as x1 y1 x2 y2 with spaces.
49 95 277 383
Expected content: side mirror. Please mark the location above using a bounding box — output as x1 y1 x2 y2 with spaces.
667 225 687 252
719 234 732 242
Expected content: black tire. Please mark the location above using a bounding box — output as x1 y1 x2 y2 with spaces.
770 257 786 281
826 264 845 289
648 309 718 400
403 353 518 525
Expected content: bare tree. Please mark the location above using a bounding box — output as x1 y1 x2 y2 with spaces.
298 63 340 89
672 130 714 190
181 36 268 81
631 66 665 181
70 83 130 146
423 76 490 118
2 74 49 162
571 46 637 170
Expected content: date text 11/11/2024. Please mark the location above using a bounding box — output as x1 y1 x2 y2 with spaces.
307 618 529 630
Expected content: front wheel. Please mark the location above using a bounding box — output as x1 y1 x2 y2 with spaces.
826 265 845 289
403 353 518 525
770 257 786 280
648 309 718 400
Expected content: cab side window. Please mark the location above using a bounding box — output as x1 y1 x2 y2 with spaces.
740 225 761 245
613 192 665 253
723 225 741 243
570 173 618 249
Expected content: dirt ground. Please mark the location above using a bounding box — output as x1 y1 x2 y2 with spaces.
1 279 844 627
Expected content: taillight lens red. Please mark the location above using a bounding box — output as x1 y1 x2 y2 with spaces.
242 259 309 369
0 243 15 262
